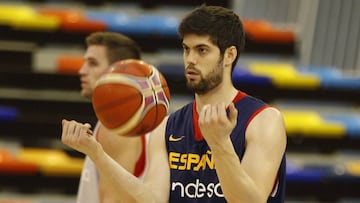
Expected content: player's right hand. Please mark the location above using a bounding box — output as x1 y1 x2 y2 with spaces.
61 119 101 157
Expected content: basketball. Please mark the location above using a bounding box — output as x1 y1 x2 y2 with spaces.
92 59 171 136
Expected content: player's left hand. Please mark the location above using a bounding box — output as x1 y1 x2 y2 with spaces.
198 102 237 149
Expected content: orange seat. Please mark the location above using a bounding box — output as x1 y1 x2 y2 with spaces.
56 54 83 75
242 19 295 44
0 149 38 175
38 7 106 33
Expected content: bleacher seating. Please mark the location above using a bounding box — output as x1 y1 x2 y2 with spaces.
0 3 296 54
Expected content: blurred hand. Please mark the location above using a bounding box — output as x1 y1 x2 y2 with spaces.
61 119 101 157
198 102 237 149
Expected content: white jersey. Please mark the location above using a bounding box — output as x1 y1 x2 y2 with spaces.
76 122 149 203
76 155 99 203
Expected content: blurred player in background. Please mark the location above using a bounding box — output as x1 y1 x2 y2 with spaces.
62 5 287 203
63 31 148 203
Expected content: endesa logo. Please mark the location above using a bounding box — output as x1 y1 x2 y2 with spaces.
171 179 224 198
169 151 224 198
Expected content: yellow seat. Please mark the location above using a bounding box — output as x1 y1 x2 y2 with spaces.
0 4 33 24
0 4 59 31
248 63 320 89
283 110 345 138
12 14 59 31
346 161 360 176
17 148 84 177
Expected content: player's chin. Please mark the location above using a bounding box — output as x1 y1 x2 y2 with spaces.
81 90 92 99
186 79 199 87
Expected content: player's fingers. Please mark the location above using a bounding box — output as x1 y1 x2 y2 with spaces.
61 119 67 133
61 119 73 143
84 123 91 129
211 104 218 119
84 123 93 135
217 102 227 121
64 119 75 136
65 120 75 135
64 120 79 144
73 121 82 139
61 119 68 140
62 119 67 126
82 123 93 137
228 103 238 126
201 104 211 123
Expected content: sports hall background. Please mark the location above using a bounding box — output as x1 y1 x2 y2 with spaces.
0 0 359 202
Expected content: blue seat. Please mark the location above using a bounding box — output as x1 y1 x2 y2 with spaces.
299 66 360 90
232 65 272 87
287 159 360 184
0 106 18 122
86 11 129 33
133 14 178 36
286 162 327 183
86 11 179 36
323 114 360 137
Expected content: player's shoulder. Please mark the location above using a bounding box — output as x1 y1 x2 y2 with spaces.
246 106 286 139
249 106 284 128
259 106 283 119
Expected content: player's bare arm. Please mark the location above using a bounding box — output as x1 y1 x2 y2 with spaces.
143 116 170 203
97 124 143 203
62 118 170 203
198 105 286 203
61 119 146 202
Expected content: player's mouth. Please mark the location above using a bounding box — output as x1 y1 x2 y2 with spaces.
80 79 87 88
185 69 200 80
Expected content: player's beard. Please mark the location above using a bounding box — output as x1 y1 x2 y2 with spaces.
185 58 224 95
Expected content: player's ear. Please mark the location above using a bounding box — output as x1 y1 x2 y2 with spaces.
224 46 237 67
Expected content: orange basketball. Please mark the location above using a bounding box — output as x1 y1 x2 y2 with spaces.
92 59 171 136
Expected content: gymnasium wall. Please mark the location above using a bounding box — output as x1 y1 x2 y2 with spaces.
233 0 360 75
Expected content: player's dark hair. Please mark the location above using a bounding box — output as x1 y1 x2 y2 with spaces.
178 5 245 71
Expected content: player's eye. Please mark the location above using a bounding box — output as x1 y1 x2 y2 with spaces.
87 60 98 67
182 46 189 53
198 47 208 55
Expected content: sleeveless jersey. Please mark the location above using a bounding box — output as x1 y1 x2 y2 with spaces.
165 91 286 203
76 122 149 203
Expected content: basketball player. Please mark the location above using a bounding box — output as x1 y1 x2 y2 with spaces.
62 5 287 203
62 32 148 203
